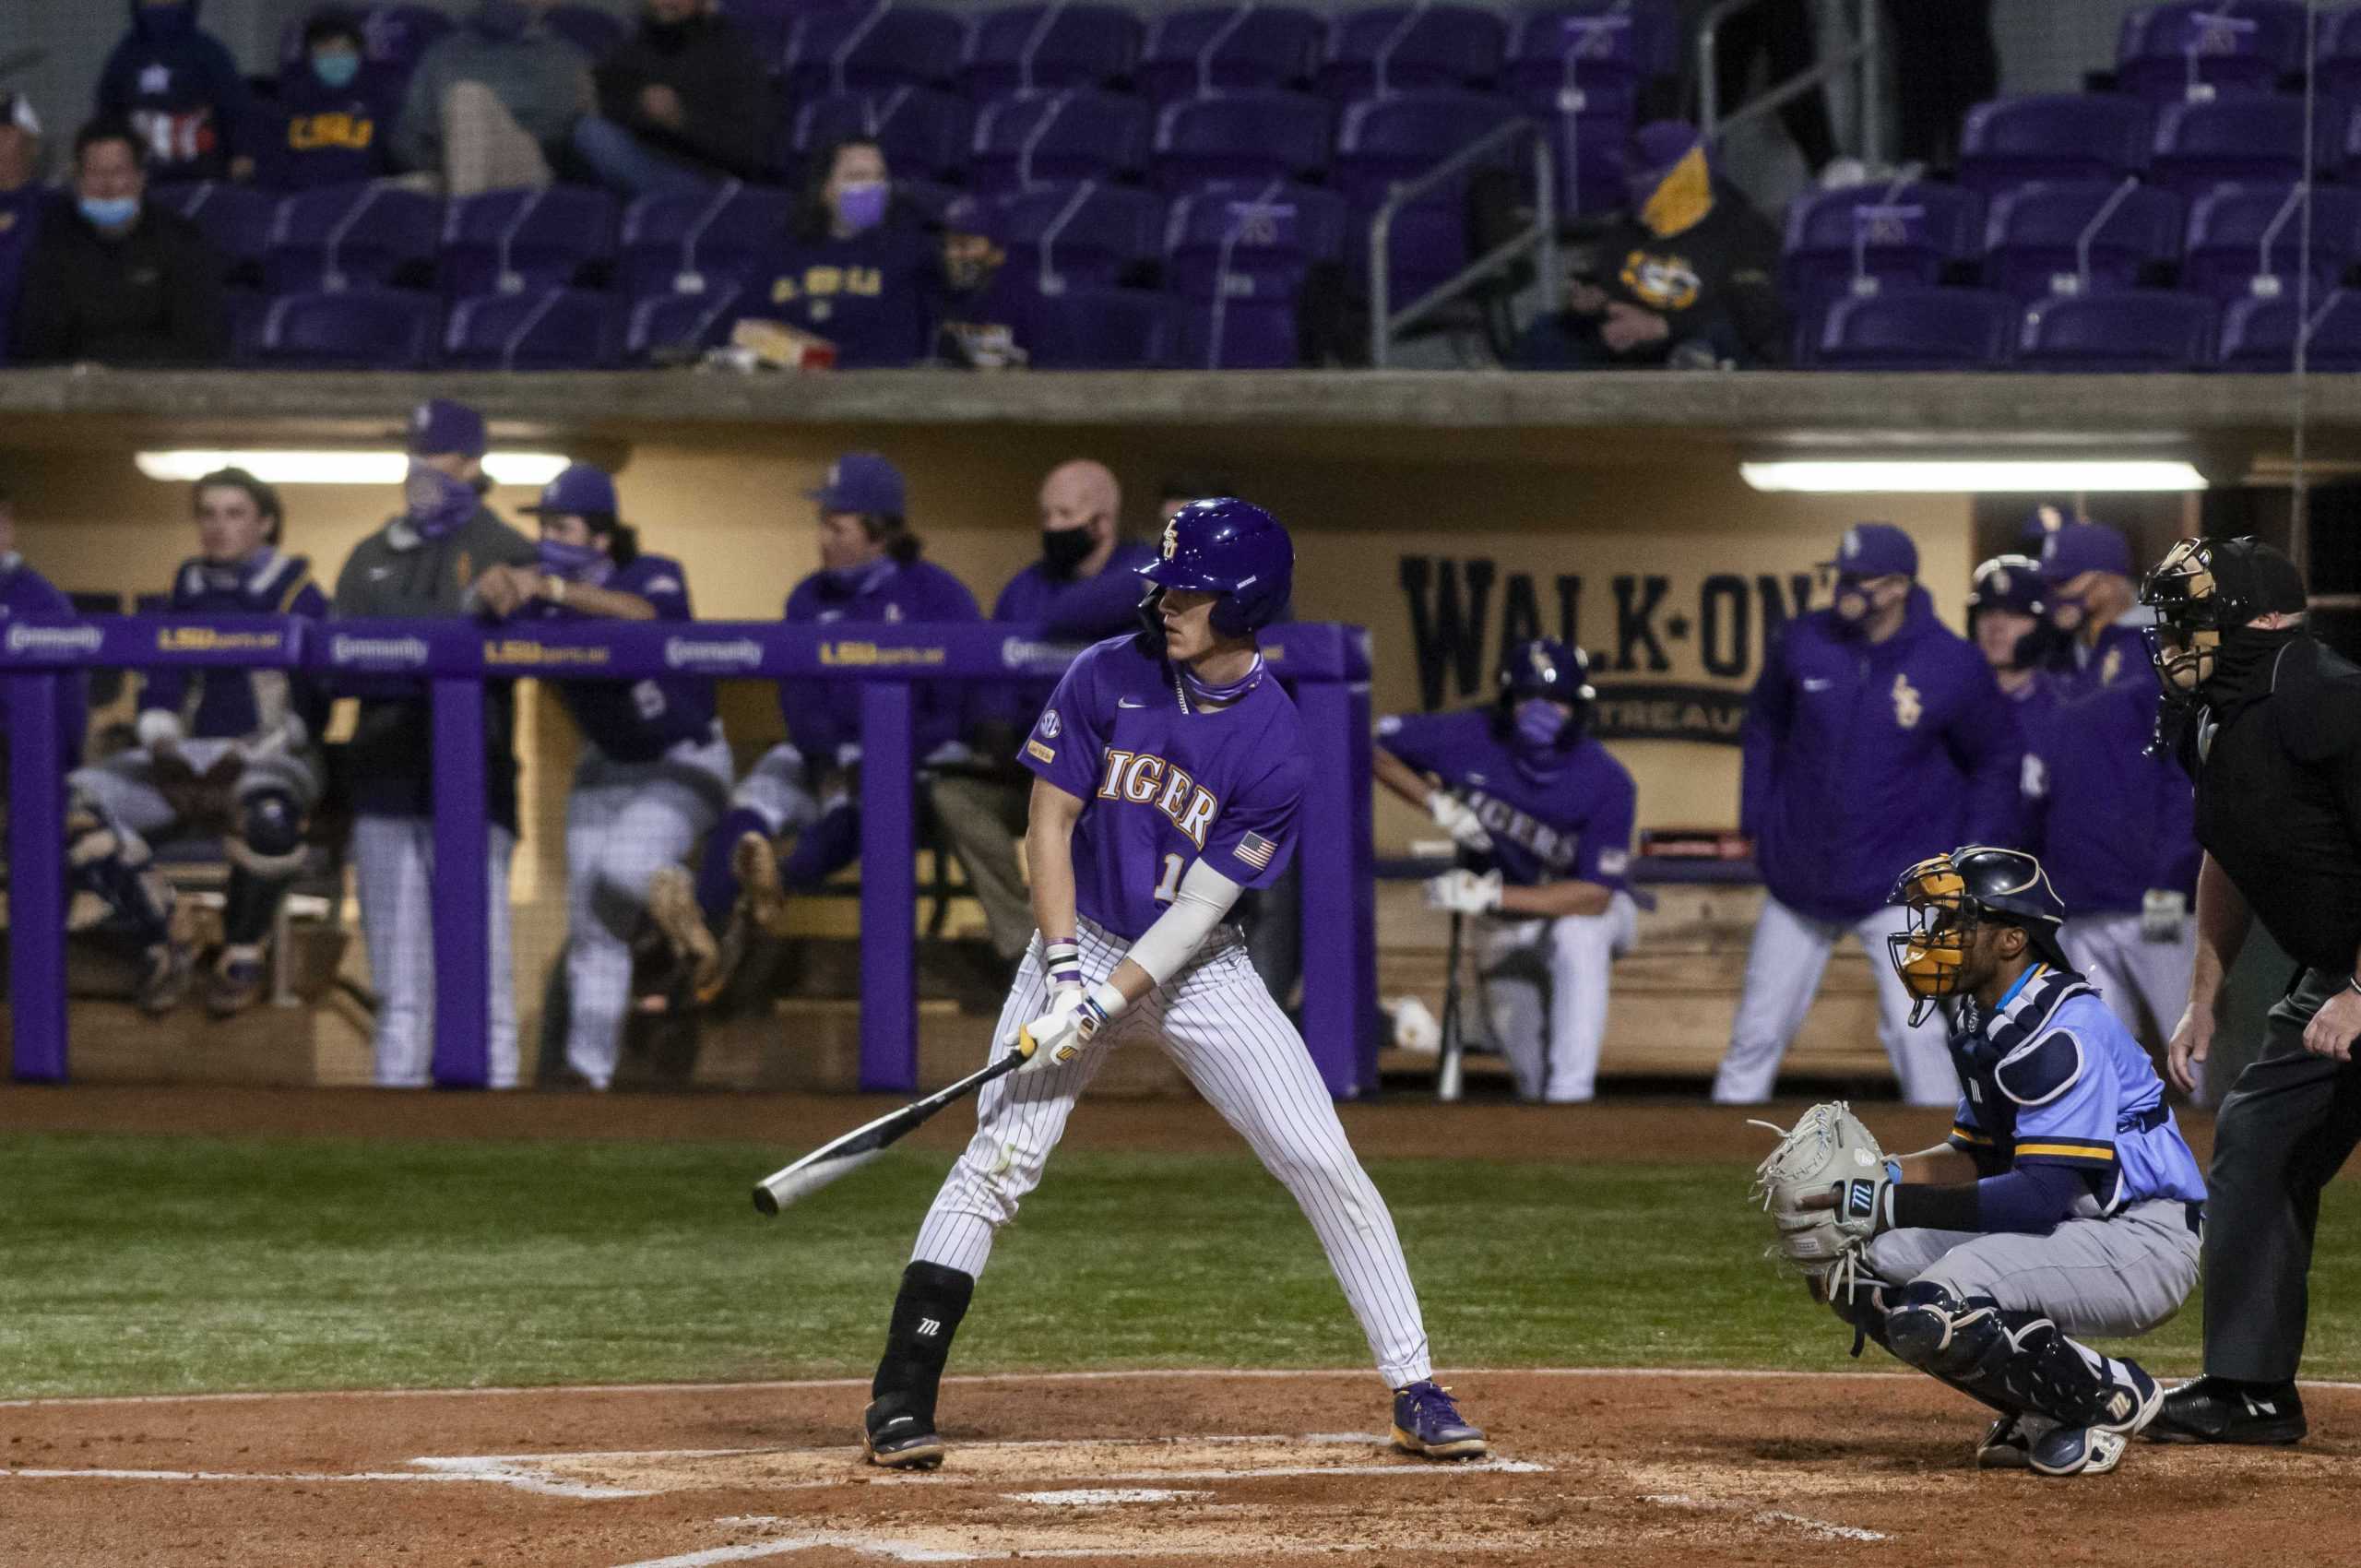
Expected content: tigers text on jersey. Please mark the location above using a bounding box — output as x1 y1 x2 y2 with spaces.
1023 635 1305 941
1374 708 1636 891
524 553 718 763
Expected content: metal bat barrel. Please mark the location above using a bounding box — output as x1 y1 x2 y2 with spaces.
750 1051 1024 1217
753 1146 884 1216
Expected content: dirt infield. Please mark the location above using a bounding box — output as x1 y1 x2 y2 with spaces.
4 1369 2356 1567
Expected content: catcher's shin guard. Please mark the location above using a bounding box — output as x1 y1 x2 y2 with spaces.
1880 1282 2029 1419
1885 1283 2135 1429
66 795 174 945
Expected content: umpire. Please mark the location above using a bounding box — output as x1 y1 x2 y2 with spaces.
2141 536 2352 1445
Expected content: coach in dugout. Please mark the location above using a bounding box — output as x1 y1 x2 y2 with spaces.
1710 522 2022 1107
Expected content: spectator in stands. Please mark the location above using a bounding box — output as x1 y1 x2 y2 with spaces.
1885 0 1996 172
392 0 591 197
755 137 935 369
933 196 1033 369
1511 123 1786 371
10 118 228 367
2039 521 2148 691
0 95 47 366
258 9 398 189
1691 0 1835 173
572 0 770 196
0 486 90 822
94 0 254 184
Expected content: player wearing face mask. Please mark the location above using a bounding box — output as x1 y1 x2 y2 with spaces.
1710 523 2024 1107
754 137 937 368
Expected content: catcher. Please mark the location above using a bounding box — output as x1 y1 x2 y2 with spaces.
1754 846 2205 1477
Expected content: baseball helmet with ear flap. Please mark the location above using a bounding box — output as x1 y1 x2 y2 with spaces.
1135 498 1294 639
1494 638 1596 746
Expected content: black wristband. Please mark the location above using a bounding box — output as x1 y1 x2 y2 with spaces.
1889 1181 1983 1234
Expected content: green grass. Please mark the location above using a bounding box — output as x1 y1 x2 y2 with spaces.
3 1133 2356 1398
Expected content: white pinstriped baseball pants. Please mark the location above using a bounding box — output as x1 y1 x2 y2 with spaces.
913 919 1436 1389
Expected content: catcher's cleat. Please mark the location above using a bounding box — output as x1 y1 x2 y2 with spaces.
2028 1423 2129 1478
1975 1413 2046 1470
205 944 269 1018
734 830 792 938
1391 1381 1488 1460
2147 1376 2307 1445
136 939 196 1016
647 866 724 1005
862 1397 945 1470
2094 1359 2164 1436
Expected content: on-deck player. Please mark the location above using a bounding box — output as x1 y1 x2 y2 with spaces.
65 467 330 1016
1373 639 1639 1102
859 499 1489 1469
475 464 731 1090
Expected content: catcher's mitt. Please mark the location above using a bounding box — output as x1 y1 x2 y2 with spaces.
1750 1100 1891 1298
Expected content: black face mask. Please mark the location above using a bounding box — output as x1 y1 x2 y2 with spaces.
2204 625 2301 718
1040 524 1097 578
644 16 692 46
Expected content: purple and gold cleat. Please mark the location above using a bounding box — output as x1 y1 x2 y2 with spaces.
1391 1380 1487 1460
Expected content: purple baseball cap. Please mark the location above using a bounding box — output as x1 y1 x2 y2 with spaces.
1824 521 1918 580
2038 521 2134 583
517 462 617 517
940 194 998 242
406 398 486 458
807 451 906 517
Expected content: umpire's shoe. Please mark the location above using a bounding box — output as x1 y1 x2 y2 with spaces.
862 1396 946 1470
1391 1381 1488 1459
2149 1377 2307 1445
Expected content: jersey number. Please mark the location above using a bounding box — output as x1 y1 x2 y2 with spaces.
1153 852 1183 904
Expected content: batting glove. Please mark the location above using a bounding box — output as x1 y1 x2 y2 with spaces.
1041 937 1085 992
1425 790 1493 853
1425 868 1503 915
1008 980 1124 1075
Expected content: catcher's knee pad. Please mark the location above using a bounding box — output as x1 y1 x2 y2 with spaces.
228 787 308 877
1884 1282 2008 1378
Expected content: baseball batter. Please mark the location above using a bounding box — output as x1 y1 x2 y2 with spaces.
66 468 329 1015
1814 847 2205 1477
859 500 1487 1469
1374 639 1638 1102
477 464 730 1090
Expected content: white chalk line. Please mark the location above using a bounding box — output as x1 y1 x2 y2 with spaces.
1644 1491 1890 1543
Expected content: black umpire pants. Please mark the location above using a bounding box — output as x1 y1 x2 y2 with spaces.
2201 967 2361 1383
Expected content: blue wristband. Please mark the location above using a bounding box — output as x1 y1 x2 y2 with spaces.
1884 1158 1903 1187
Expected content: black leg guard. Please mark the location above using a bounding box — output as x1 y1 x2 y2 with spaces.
870 1261 976 1427
1876 1281 2028 1419
66 798 173 945
221 869 296 947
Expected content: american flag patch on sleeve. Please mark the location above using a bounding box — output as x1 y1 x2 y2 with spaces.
1235 832 1278 870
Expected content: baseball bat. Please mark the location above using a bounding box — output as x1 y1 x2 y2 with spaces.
753 1052 1023 1216
1436 910 1466 1104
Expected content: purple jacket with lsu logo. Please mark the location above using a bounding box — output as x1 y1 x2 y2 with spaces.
1742 587 2023 923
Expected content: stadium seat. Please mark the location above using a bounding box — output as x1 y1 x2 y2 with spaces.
279 4 454 90
1152 89 1335 191
2182 182 2361 302
961 4 1144 98
970 89 1153 192
793 88 975 183
1335 90 1525 299
263 182 440 293
1024 285 1175 366
623 282 746 363
1167 180 1347 367
248 288 438 368
545 3 628 60
1806 288 2016 370
1526 87 1639 216
2215 287 2361 370
1957 96 2154 192
616 184 793 299
1137 5 1326 103
149 182 279 279
2116 1 2306 102
1317 5 1507 100
782 5 967 97
1501 1 1679 110
1980 179 2184 302
438 185 619 298
1177 294 1302 367
441 288 622 368
2319 6 2361 99
1781 182 1984 309
2148 95 2314 196
993 181 1169 289
2016 291 2218 371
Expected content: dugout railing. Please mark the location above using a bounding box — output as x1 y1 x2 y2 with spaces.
2 617 1380 1097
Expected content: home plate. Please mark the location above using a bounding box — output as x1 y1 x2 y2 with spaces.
1005 1488 1214 1505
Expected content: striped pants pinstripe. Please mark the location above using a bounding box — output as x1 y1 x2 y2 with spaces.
913 918 1435 1389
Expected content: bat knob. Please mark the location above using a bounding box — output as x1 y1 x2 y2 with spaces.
752 1184 779 1218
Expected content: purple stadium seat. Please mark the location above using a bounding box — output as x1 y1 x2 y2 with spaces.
2117 1 2306 102
1318 5 1506 101
1166 179 1347 295
279 4 454 85
1781 182 1984 309
1024 285 1174 366
545 4 628 60
616 184 792 298
970 89 1152 191
1503 2 1679 107
2319 7 2361 99
1980 179 2184 302
793 88 975 183
149 182 279 272
439 185 619 298
249 288 438 368
782 6 968 97
962 4 1144 98
2216 288 2361 370
1138 6 1326 103
442 289 621 368
2017 291 2218 371
1526 88 1639 216
1807 288 2015 370
2149 95 2313 196
1335 91 1524 297
1152 89 1334 190
2183 182 2361 301
223 287 271 362
1958 96 2154 193
263 182 440 292
1178 296 1301 366
992 181 1168 288
624 282 746 363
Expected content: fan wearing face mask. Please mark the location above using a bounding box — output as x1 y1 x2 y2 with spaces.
258 10 397 189
750 137 936 368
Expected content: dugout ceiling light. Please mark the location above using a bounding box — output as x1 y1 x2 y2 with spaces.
134 450 571 487
1739 460 2208 494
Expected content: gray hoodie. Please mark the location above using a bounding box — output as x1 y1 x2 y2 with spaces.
392 16 591 168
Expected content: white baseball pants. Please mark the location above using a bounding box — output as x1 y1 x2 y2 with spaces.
1475 892 1640 1102
354 814 518 1089
2062 910 2196 1049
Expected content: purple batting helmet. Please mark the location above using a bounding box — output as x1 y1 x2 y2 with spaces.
1137 497 1293 638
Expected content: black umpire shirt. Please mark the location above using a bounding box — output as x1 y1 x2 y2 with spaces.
2186 634 2361 978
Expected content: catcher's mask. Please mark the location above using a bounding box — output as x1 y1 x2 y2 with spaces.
1885 847 2067 1026
2138 537 2227 695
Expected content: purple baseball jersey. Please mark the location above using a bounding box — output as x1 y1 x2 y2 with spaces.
524 553 719 763
1022 634 1306 941
1376 708 1637 891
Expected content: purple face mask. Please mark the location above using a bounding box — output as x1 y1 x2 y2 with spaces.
403 460 479 540
538 537 611 586
1513 697 1569 754
834 180 889 234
